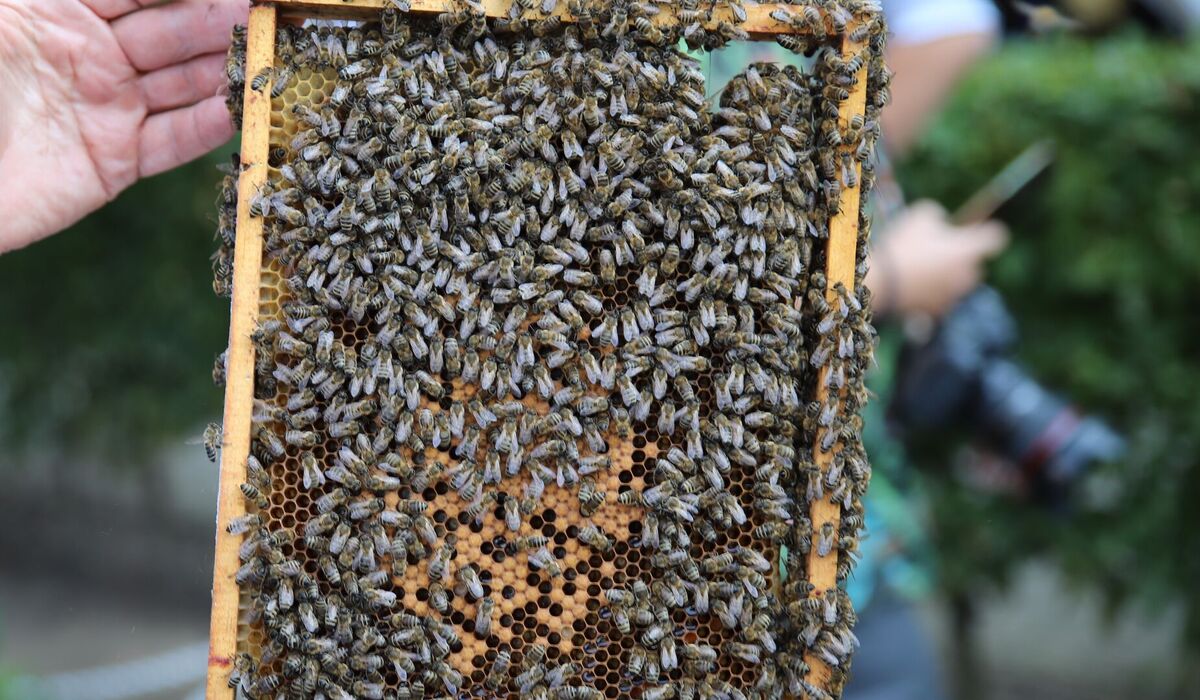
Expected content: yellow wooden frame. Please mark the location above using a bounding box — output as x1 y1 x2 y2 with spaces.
206 2 871 696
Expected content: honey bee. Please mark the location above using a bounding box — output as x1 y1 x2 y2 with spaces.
526 547 562 577
816 522 837 558
427 541 454 582
472 595 496 638
249 67 272 92
577 523 612 552
503 495 521 531
238 482 269 510
241 525 283 562
248 673 282 695
200 422 223 463
457 564 485 600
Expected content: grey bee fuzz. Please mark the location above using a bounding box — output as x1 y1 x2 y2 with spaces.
213 1 888 698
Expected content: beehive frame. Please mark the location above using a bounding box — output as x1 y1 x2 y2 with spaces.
208 1 874 697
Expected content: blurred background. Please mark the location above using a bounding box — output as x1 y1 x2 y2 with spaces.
1 1 1199 698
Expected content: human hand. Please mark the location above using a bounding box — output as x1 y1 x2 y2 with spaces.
866 200 1009 318
0 0 247 253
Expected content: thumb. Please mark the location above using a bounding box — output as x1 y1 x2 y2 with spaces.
961 221 1010 259
907 198 948 219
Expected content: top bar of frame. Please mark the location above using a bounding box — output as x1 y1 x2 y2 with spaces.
263 0 866 40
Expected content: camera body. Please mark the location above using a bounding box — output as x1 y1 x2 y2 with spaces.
889 287 1125 499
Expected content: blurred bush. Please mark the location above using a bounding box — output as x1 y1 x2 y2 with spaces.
0 152 231 465
900 34 1200 647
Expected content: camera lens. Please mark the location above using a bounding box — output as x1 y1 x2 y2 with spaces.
890 287 1125 500
979 360 1125 488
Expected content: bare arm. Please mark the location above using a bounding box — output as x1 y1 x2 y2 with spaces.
867 18 1004 315
882 32 996 159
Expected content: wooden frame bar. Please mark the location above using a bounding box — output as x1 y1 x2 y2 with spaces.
208 2 873 697
206 5 277 696
803 32 871 693
270 0 850 39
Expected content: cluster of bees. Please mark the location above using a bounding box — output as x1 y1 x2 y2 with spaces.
213 1 887 698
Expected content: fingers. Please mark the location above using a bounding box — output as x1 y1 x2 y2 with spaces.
79 0 158 20
113 0 248 73
138 52 227 113
961 221 1010 259
887 200 948 247
907 199 947 218
139 95 234 177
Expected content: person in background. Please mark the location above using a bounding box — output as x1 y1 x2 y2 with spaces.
705 2 1007 698
858 7 1009 695
866 0 1010 320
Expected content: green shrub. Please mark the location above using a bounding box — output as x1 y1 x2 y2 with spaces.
900 34 1200 646
0 153 231 464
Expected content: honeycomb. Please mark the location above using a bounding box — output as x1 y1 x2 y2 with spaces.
214 4 888 698
242 60 654 678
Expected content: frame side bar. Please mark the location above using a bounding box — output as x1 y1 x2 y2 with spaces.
206 5 278 697
801 33 870 694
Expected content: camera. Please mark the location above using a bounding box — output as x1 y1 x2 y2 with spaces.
889 286 1125 500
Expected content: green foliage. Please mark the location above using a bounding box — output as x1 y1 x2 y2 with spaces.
0 152 232 464
0 674 16 700
900 34 1200 644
